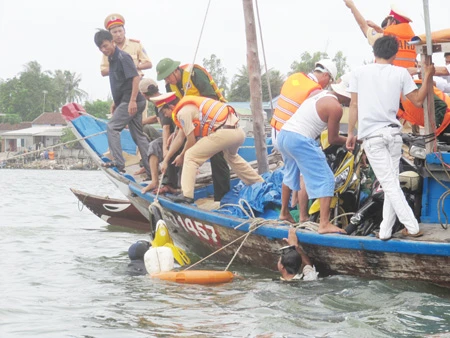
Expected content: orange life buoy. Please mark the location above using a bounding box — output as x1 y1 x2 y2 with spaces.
150 270 234 284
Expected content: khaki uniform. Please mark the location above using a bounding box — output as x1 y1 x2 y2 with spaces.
177 104 263 199
100 38 151 76
366 28 383 46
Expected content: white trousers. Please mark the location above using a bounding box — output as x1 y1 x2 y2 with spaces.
363 126 420 239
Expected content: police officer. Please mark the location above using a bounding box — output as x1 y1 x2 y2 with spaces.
155 58 231 202
101 13 152 77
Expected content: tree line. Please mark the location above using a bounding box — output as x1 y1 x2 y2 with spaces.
0 52 349 124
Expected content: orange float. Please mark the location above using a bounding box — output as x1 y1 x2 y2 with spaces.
150 270 234 284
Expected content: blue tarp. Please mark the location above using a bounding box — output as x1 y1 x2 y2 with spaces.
217 168 284 219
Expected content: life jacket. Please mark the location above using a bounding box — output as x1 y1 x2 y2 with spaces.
270 73 322 131
384 23 417 68
169 64 227 103
398 80 450 136
172 96 237 137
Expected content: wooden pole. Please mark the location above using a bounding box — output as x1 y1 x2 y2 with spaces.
422 0 436 153
242 0 269 174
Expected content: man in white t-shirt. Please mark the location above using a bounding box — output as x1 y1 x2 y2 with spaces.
346 36 434 240
434 53 450 94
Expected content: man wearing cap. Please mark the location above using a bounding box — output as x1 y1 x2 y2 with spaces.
150 93 264 204
276 74 353 234
271 59 337 224
101 13 152 77
156 57 231 202
343 0 416 68
94 29 151 176
139 79 180 194
346 36 434 240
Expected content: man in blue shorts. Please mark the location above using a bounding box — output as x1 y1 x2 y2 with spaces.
277 75 354 234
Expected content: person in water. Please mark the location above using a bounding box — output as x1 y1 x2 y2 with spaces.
127 240 151 276
278 227 318 281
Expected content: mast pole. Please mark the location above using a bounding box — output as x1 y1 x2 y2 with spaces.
242 0 269 174
421 0 436 153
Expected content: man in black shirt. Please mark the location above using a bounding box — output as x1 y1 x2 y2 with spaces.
94 29 150 176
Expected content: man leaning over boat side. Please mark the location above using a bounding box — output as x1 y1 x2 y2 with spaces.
346 36 434 240
94 29 151 176
343 0 416 69
276 74 353 235
139 79 180 194
149 93 264 204
278 227 318 282
271 59 338 224
156 57 231 202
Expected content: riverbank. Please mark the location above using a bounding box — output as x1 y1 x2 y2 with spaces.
0 149 99 170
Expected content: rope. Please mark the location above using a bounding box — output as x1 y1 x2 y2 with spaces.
184 0 212 96
255 0 274 112
4 130 107 162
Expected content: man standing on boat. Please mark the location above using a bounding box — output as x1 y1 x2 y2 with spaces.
100 13 152 77
155 58 231 202
149 93 264 204
271 60 337 224
346 36 434 240
276 76 352 234
343 1 417 69
94 29 151 176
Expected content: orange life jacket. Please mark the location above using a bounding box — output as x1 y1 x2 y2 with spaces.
170 64 227 103
384 23 417 68
398 80 450 136
172 96 237 137
270 73 322 131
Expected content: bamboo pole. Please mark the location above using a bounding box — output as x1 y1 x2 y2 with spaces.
421 0 436 153
242 0 269 174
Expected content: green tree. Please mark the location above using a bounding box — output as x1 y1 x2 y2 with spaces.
53 70 87 105
60 127 78 149
227 65 251 102
0 61 89 122
84 99 112 119
202 54 229 98
261 69 284 102
289 51 349 80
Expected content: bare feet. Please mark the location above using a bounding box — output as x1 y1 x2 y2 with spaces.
153 185 178 195
318 222 347 234
279 213 296 224
134 167 145 175
141 182 157 194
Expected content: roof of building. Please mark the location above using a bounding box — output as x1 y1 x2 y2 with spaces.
32 112 67 126
1 125 65 138
0 122 32 133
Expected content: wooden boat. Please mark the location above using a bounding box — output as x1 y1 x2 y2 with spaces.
70 187 150 231
63 104 450 288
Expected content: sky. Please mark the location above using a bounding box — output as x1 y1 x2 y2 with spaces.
0 0 449 102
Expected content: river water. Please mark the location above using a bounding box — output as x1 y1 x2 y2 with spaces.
1 169 450 337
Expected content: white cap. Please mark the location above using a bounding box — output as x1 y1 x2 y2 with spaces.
314 59 337 81
330 73 351 99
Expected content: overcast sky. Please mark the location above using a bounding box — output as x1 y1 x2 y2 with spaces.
0 0 449 102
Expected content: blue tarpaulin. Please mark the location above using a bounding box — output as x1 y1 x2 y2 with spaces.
216 168 284 219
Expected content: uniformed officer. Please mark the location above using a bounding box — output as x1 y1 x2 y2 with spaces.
149 93 264 204
155 58 231 202
101 13 152 77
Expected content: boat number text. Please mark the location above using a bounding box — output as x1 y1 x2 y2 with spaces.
176 215 220 244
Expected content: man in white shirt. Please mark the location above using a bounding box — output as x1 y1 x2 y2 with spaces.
346 36 434 240
434 53 450 94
